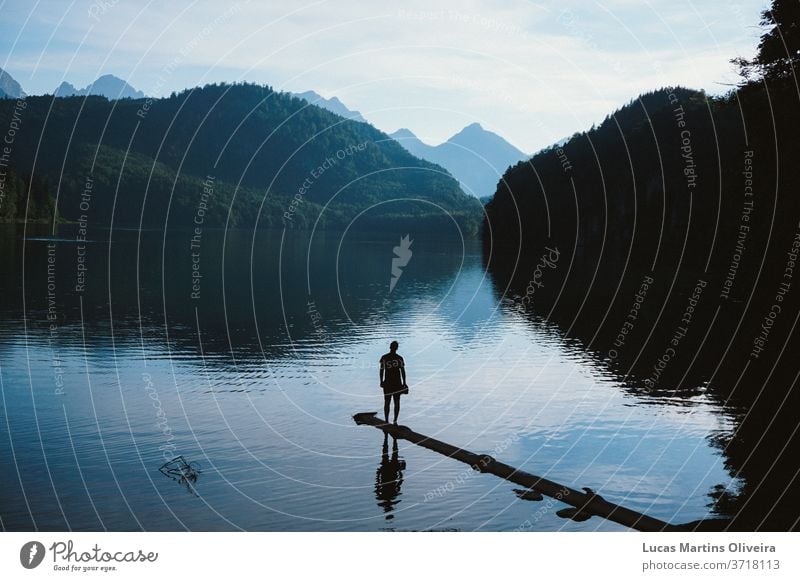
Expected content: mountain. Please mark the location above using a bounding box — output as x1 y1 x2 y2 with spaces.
293 90 367 123
389 128 433 159
0 82 482 233
53 74 145 99
53 81 80 97
289 94 528 199
0 68 25 98
390 123 528 198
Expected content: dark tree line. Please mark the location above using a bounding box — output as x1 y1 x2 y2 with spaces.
0 168 56 223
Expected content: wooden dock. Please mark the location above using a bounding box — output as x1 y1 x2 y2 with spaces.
354 412 683 532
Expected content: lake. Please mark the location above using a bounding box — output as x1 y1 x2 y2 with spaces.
0 223 738 531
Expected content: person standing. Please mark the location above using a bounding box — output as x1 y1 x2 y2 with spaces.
379 341 407 424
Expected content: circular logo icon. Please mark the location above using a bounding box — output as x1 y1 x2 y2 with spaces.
19 541 46 569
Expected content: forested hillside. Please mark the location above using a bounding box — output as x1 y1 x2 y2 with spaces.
0 83 482 233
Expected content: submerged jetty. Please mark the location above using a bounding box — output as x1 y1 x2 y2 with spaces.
353 412 683 532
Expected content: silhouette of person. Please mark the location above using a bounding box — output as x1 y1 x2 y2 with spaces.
379 340 407 424
375 432 405 520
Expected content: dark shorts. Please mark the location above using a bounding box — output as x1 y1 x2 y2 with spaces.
383 384 403 397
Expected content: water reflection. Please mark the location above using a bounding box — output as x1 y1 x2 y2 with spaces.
0 224 740 531
375 433 406 520
484 239 797 530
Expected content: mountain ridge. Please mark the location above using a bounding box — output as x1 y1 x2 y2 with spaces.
390 124 528 198
53 74 145 99
292 90 367 123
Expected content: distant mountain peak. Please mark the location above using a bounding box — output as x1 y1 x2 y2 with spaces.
0 67 25 99
391 123 528 198
54 81 78 97
446 122 488 141
292 90 367 123
390 128 419 140
53 75 144 99
86 75 144 99
448 122 520 148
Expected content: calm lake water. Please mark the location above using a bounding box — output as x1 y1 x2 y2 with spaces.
0 223 738 531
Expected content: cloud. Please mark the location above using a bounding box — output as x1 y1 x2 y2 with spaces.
1 0 769 152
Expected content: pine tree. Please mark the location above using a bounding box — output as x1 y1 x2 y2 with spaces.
735 0 800 81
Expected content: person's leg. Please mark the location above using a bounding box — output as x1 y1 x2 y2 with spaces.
392 393 400 423
383 393 391 423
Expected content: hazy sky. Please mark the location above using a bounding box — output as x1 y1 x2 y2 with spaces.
1 0 769 152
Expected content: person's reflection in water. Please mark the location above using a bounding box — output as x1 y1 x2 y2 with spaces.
375 432 406 520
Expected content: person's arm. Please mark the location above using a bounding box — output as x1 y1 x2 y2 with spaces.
400 357 407 386
379 357 385 386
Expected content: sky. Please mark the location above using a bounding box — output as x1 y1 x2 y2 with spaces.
0 0 770 153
